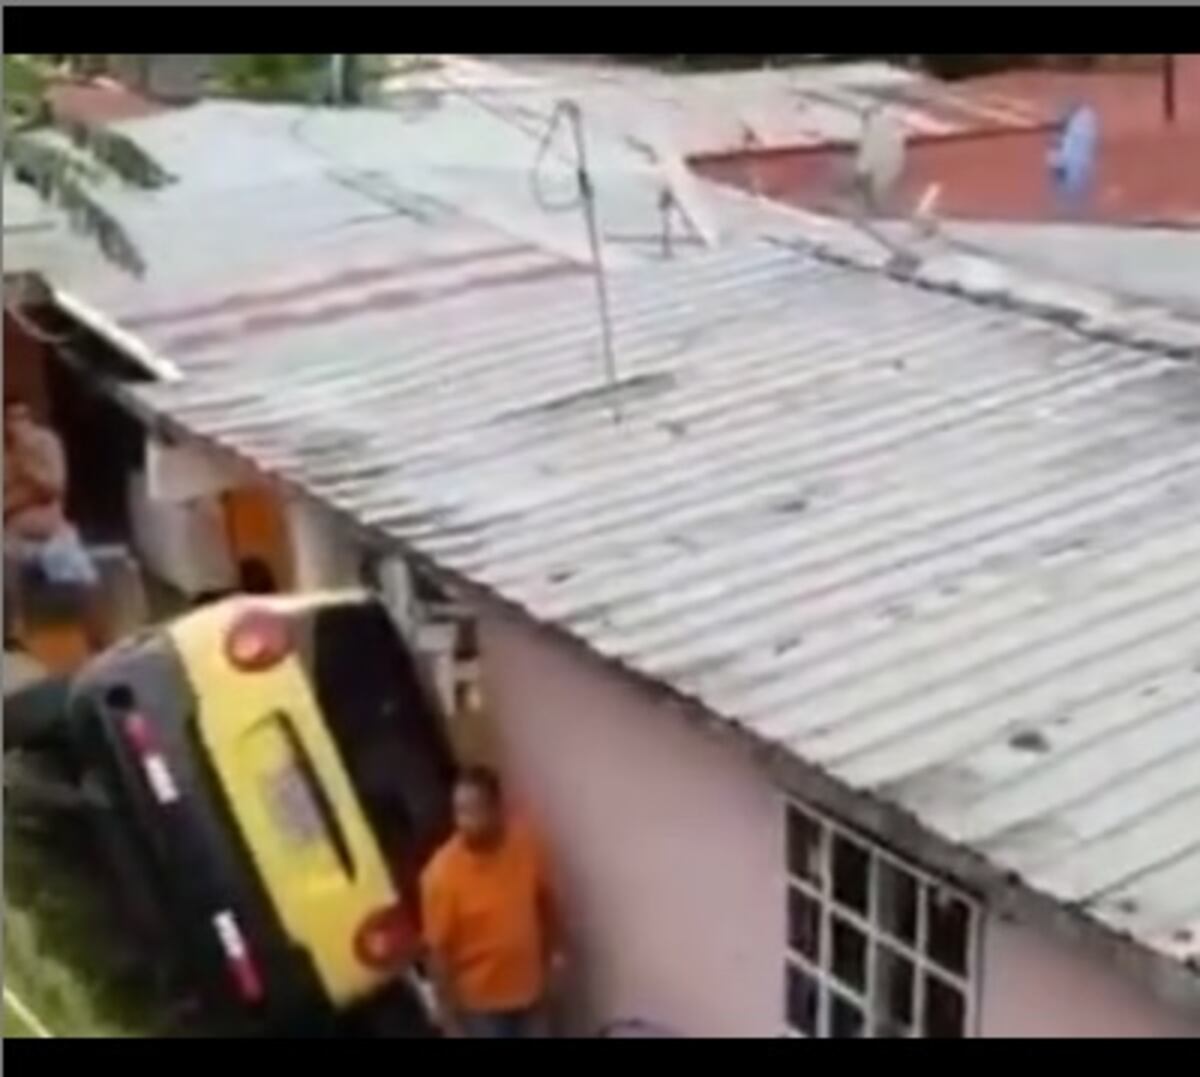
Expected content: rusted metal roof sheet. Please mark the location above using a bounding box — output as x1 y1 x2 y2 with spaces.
119 237 1200 997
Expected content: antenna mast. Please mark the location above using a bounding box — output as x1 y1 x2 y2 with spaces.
561 99 622 423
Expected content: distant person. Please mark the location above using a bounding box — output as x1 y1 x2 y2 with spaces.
4 394 98 645
420 766 564 1039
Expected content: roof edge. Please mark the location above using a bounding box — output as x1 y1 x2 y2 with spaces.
764 230 1200 361
52 286 184 384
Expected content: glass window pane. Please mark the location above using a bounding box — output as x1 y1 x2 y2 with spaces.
830 993 866 1038
831 915 867 992
873 942 915 1027
786 962 820 1036
787 805 825 886
926 887 970 976
788 886 822 963
877 858 918 944
923 972 966 1038
832 833 870 914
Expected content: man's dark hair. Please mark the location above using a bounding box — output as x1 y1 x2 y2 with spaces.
4 392 30 412
237 557 277 595
456 765 503 806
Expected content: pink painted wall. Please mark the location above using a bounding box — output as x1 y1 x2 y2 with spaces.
475 604 1198 1038
981 918 1198 1038
478 609 786 1038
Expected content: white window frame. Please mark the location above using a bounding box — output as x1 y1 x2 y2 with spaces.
784 797 983 1039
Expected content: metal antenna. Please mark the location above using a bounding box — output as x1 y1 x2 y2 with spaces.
561 99 622 423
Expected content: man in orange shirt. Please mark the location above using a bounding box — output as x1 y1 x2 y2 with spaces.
420 766 564 1038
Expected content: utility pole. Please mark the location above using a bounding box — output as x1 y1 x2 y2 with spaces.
343 55 361 105
329 54 345 105
1163 54 1177 125
328 55 361 106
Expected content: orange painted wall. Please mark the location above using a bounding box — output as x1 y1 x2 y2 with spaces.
222 484 295 592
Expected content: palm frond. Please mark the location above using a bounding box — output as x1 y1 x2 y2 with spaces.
5 131 147 277
213 53 329 103
63 122 174 189
5 127 104 190
3 55 53 128
4 54 170 276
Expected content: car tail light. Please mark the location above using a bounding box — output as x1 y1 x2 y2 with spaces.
225 608 291 672
123 712 156 754
213 910 265 1003
123 713 180 805
354 905 418 970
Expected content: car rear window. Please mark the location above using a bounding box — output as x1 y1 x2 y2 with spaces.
309 602 455 903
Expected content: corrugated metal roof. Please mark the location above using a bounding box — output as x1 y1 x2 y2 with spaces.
2 99 896 359
2 177 69 275
2 177 63 235
387 56 1053 157
1 96 803 307
115 237 1200 998
12 98 1191 372
913 222 1200 317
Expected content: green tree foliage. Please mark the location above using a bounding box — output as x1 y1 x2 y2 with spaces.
4 54 54 126
3 55 169 277
214 54 332 102
214 54 392 105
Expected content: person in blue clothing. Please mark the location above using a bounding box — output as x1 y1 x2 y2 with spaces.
4 394 98 645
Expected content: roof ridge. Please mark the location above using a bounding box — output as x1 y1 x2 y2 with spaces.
705 182 1200 357
762 228 1200 362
